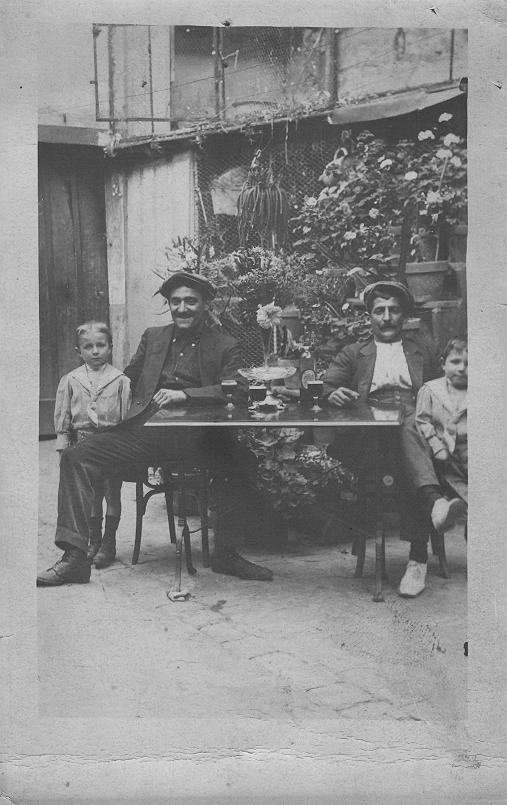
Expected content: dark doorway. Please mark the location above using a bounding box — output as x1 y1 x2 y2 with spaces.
39 143 109 435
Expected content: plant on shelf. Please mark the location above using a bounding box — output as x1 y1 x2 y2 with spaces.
237 427 356 524
290 113 467 269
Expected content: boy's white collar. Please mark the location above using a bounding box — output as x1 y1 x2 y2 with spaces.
71 363 123 392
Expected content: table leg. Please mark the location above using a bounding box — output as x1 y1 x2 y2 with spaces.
167 471 192 601
373 430 385 603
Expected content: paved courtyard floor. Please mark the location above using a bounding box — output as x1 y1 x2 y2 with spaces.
37 439 467 729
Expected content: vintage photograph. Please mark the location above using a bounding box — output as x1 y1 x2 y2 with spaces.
36 23 469 726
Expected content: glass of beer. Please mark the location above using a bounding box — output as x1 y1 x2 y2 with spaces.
307 378 324 414
249 383 267 408
221 378 238 410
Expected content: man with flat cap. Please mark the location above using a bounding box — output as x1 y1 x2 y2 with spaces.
37 271 273 586
322 280 465 597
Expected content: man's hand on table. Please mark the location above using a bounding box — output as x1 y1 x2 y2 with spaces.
151 389 188 409
328 387 360 408
271 385 299 401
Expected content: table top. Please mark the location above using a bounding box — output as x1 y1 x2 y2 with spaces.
144 401 402 428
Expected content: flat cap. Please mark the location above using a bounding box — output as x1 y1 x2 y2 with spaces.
363 280 414 314
157 271 216 301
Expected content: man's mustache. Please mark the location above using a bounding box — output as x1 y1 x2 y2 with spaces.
174 313 194 319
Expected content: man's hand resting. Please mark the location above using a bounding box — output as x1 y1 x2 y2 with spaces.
328 387 360 408
151 388 187 409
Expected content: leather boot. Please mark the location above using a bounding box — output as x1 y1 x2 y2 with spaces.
37 546 91 586
211 546 273 581
87 516 103 561
93 515 120 569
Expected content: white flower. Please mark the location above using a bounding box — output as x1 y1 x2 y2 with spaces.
450 155 462 167
342 302 351 312
368 207 379 219
426 190 443 205
404 171 418 181
418 130 435 141
380 158 393 169
343 231 357 240
438 112 453 122
436 148 453 160
443 133 460 146
305 196 317 207
209 245 215 258
256 302 283 329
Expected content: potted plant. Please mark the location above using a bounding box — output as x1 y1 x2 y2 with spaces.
236 427 357 528
237 149 290 250
290 114 467 303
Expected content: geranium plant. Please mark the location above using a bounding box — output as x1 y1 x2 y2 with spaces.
290 113 467 268
237 427 356 522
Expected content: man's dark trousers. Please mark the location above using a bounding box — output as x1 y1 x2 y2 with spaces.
55 417 255 553
327 390 437 545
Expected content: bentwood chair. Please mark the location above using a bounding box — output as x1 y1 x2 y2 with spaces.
124 464 210 575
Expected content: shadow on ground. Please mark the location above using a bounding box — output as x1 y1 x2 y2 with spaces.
37 440 466 724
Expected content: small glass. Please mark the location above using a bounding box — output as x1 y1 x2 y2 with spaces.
248 383 267 408
221 378 238 410
307 378 324 414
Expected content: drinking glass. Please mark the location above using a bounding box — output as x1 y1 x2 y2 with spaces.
221 378 238 410
249 383 267 407
308 378 324 414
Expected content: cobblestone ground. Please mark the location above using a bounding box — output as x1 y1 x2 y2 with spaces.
37 439 467 727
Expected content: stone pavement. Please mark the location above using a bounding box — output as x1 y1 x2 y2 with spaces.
37 439 467 726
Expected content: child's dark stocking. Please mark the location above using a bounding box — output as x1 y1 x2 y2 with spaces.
94 515 120 569
87 516 103 561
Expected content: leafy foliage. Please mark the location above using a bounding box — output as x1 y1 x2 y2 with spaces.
290 118 467 270
238 427 356 521
237 150 289 250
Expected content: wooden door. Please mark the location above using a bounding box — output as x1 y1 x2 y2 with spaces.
39 144 109 435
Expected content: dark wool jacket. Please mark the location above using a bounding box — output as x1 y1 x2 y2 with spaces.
123 323 241 419
322 335 441 401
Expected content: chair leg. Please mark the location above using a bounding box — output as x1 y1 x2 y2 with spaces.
353 477 367 576
431 528 450 579
132 481 144 565
164 486 177 544
199 473 210 568
353 531 366 577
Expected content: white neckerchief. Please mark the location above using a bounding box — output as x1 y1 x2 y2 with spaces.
370 340 412 392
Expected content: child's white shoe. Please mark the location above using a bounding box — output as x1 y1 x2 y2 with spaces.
431 497 465 534
398 560 427 598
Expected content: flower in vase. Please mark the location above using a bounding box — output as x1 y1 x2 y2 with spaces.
257 301 283 329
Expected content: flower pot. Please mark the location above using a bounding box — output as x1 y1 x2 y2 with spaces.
449 224 467 262
404 261 448 303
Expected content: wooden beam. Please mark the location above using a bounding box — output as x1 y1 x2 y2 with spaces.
104 171 129 369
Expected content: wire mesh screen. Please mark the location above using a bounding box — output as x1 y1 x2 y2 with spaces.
195 119 340 255
173 27 330 126
219 317 265 368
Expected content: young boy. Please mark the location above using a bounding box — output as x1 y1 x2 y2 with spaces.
54 321 131 568
415 335 468 506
